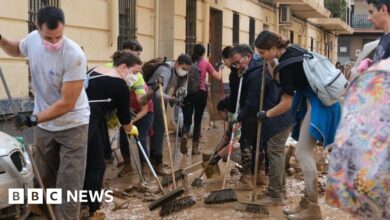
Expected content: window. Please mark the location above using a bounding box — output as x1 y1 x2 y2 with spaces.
289 31 294 44
118 0 137 50
310 37 314 51
249 17 255 48
28 0 60 33
298 35 302 46
185 0 197 54
233 12 240 46
338 37 350 57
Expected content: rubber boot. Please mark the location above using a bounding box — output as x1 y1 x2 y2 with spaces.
192 140 201 155
180 134 188 154
284 196 308 215
286 199 322 220
118 161 133 177
256 169 269 186
234 174 253 191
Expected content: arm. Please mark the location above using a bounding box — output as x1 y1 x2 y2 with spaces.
35 80 84 123
238 73 261 121
132 104 148 124
0 35 21 57
154 68 173 101
266 93 293 118
210 69 222 81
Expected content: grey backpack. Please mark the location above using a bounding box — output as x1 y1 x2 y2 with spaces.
274 45 350 106
186 61 200 95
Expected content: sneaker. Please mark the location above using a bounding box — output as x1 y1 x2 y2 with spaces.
257 194 285 206
118 162 133 177
180 134 188 154
286 200 322 220
192 141 201 155
235 174 253 191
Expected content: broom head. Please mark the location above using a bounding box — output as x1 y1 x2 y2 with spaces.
159 196 196 217
204 188 237 205
148 186 185 211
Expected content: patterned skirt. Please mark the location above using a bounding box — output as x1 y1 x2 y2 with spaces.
325 59 390 219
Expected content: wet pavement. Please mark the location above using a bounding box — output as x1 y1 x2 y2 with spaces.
102 119 356 220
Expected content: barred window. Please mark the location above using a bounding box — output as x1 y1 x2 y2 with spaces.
28 0 60 33
118 0 137 50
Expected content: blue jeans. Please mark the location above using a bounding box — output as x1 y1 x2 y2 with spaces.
120 112 154 164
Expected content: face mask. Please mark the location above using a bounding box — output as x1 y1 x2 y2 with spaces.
176 67 188 77
124 72 138 87
43 39 64 52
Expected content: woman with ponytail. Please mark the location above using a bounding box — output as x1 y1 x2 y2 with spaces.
254 30 341 220
83 51 142 217
181 44 222 155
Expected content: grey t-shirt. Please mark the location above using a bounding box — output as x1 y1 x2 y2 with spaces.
373 33 390 63
19 31 90 131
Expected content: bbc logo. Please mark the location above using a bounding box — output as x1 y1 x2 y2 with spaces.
9 188 62 204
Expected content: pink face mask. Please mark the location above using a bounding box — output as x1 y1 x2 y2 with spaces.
43 39 64 52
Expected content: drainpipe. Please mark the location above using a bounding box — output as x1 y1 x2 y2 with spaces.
203 0 210 54
275 2 280 33
154 0 160 57
108 0 118 48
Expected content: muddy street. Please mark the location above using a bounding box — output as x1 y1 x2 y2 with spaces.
101 118 355 220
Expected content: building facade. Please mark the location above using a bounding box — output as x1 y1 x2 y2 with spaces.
338 0 381 64
0 0 352 114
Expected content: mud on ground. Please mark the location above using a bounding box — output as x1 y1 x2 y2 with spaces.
102 120 355 220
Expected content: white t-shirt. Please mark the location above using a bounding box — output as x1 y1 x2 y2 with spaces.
19 30 90 131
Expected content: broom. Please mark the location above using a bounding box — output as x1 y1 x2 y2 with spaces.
0 67 56 220
235 60 269 216
203 77 243 205
159 84 186 189
192 73 242 188
159 195 196 217
130 135 185 211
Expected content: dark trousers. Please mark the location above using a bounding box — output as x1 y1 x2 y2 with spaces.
119 111 154 164
239 118 258 175
182 90 208 141
84 119 109 214
150 96 166 164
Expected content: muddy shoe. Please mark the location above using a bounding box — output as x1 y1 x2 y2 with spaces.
257 194 285 206
118 162 133 177
235 174 253 191
283 196 310 215
286 200 322 220
180 134 188 154
192 141 201 155
154 163 170 176
256 170 269 186
88 211 105 220
142 164 151 178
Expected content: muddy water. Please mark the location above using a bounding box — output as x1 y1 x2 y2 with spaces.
102 120 356 220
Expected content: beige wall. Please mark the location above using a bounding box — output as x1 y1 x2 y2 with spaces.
0 0 29 99
0 0 344 99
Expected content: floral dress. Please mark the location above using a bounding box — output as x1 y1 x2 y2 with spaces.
325 58 390 219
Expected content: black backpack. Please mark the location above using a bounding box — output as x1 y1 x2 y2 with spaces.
186 61 200 95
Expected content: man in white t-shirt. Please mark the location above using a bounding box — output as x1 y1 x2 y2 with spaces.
0 6 89 220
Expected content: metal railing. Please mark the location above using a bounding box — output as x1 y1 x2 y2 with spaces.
351 14 374 29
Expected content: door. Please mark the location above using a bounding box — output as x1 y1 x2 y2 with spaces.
208 8 223 121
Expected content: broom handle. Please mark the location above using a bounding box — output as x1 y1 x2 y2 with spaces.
126 135 145 183
134 136 166 194
222 77 243 189
159 85 177 188
251 60 267 202
0 67 57 220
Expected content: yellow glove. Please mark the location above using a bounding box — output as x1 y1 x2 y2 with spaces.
128 125 139 137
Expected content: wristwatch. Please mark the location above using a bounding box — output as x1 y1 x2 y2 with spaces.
29 115 38 126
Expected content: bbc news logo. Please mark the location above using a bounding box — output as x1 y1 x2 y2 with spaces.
9 189 113 204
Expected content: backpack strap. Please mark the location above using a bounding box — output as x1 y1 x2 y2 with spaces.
273 56 303 77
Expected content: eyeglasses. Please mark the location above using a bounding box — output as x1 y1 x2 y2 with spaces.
231 56 246 68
